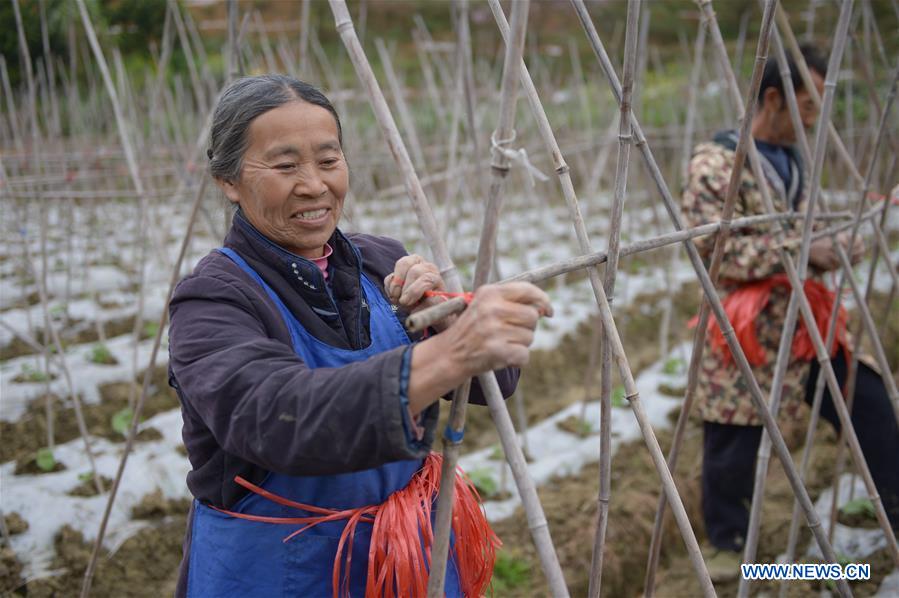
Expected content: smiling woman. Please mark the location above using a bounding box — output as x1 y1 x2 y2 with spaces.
168 75 554 598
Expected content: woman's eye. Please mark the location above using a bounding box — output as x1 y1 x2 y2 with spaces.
276 163 296 171
321 159 338 167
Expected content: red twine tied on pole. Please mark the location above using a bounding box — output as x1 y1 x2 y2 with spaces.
689 274 850 367
391 278 475 304
213 453 500 598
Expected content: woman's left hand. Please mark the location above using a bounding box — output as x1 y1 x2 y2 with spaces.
385 255 455 331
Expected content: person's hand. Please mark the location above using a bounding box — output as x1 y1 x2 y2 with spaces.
385 255 454 330
808 237 839 271
406 281 553 414
438 282 554 375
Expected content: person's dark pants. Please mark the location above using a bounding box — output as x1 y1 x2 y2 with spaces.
702 351 899 551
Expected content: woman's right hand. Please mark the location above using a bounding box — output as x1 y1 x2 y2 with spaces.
441 282 553 374
406 282 553 414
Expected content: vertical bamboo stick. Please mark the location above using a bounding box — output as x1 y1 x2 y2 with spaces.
327 3 570 595
429 1 534 594
375 38 428 173
587 2 640 595
299 0 311 75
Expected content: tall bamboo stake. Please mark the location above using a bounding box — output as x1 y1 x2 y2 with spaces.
375 38 428 173
327 3 570 595
494 3 715 595
587 2 640 595
569 3 853 593
428 1 533 594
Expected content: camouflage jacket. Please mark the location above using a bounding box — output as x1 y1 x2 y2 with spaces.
682 131 820 426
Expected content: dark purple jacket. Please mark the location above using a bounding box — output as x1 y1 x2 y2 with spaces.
168 211 518 508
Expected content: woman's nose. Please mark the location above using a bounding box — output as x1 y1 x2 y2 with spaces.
293 167 328 197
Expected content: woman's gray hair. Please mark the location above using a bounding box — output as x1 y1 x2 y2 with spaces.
207 75 343 182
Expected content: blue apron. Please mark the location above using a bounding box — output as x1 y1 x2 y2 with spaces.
187 247 461 597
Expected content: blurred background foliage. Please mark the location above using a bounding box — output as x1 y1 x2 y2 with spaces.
3 0 896 88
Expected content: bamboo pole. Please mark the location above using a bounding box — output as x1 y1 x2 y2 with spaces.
428 1 533 594
327 3 570 595
408 212 867 332
493 2 715 595
588 1 640 595
569 2 853 592
375 38 428 173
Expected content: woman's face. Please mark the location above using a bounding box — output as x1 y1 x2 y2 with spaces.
218 100 348 258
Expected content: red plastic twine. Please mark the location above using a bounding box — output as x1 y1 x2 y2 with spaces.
214 453 500 598
689 274 850 367
390 278 475 304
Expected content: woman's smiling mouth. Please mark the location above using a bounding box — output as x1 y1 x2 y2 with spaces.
292 207 330 223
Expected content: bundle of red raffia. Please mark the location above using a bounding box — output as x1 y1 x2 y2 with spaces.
222 453 500 598
691 274 849 366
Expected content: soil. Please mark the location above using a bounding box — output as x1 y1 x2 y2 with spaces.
1 314 159 362
1 365 179 468
4 513 29 536
489 419 894 597
67 475 115 498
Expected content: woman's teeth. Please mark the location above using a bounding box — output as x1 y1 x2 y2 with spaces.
295 208 327 221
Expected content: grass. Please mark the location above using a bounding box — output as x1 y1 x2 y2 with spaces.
490 549 533 594
88 344 117 365
467 467 498 498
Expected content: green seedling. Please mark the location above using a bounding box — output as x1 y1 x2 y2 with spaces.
18 363 51 383
78 471 94 483
111 407 134 437
612 385 629 408
467 468 498 498
89 343 115 365
491 550 532 592
36 448 57 472
488 445 504 461
662 357 685 375
839 497 876 519
142 321 160 339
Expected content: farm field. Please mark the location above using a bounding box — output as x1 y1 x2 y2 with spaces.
2 0 898 596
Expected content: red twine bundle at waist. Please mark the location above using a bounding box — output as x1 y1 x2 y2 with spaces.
690 274 849 366
213 453 499 598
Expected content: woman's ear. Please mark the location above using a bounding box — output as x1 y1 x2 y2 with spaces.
214 177 241 205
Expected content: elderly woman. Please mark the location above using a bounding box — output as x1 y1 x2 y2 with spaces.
168 75 552 597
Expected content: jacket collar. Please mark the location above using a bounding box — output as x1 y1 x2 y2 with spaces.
224 209 366 326
232 209 363 291
712 129 805 209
